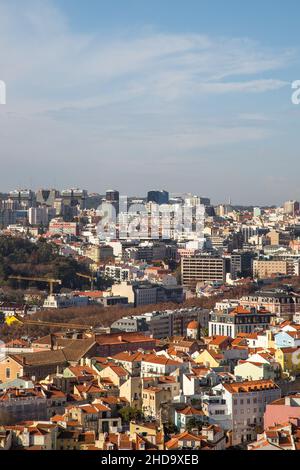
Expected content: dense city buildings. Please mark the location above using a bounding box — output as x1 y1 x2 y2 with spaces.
1 188 300 452
1 0 299 459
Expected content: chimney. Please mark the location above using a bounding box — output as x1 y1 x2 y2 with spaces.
50 334 54 351
50 334 57 350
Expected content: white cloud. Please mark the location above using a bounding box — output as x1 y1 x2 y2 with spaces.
0 0 293 110
0 0 296 197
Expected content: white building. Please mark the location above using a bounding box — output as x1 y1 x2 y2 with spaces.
213 380 281 446
209 306 273 338
105 265 130 283
141 355 189 378
43 294 89 309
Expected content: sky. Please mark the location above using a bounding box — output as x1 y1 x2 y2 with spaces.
0 0 300 205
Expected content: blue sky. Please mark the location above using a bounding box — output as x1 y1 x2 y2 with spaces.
0 0 300 204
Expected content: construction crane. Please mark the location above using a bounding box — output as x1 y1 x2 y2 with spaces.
4 314 93 331
12 315 93 331
9 275 62 295
76 272 97 290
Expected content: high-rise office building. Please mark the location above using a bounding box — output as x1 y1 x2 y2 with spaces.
105 189 120 214
284 200 299 216
36 189 60 207
9 189 36 208
28 207 48 226
106 190 119 203
61 189 88 209
147 190 169 205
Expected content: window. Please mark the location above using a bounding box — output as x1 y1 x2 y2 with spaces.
5 368 10 379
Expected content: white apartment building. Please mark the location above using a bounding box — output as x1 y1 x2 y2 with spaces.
141 355 189 378
201 393 232 429
105 265 130 283
28 207 50 226
183 369 219 398
209 306 273 338
213 380 281 446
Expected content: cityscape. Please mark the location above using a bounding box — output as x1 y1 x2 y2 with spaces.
0 189 300 452
1 0 300 460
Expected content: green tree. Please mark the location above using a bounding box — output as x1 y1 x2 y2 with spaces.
119 407 144 424
186 417 201 432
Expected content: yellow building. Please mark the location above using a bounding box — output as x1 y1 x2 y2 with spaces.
129 422 164 450
119 377 142 409
194 349 224 368
142 387 171 419
275 347 300 376
98 365 129 387
234 361 275 381
85 245 114 263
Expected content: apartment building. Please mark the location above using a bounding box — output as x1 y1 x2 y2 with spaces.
104 265 130 282
253 259 298 279
142 387 172 419
141 355 188 378
240 290 300 320
209 306 273 338
84 244 114 263
213 380 281 446
111 307 209 339
181 255 226 287
49 218 79 236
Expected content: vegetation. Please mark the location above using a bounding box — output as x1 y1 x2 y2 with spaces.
119 407 144 424
0 234 259 342
0 409 18 426
164 420 178 434
0 272 258 342
186 417 202 432
0 236 107 292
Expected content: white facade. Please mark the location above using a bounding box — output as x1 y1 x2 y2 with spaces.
43 294 89 309
141 359 188 378
105 265 130 283
213 382 281 446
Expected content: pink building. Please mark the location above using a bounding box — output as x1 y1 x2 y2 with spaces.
264 395 300 428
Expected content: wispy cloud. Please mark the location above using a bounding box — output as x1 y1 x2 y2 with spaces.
0 0 297 200
0 0 293 110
